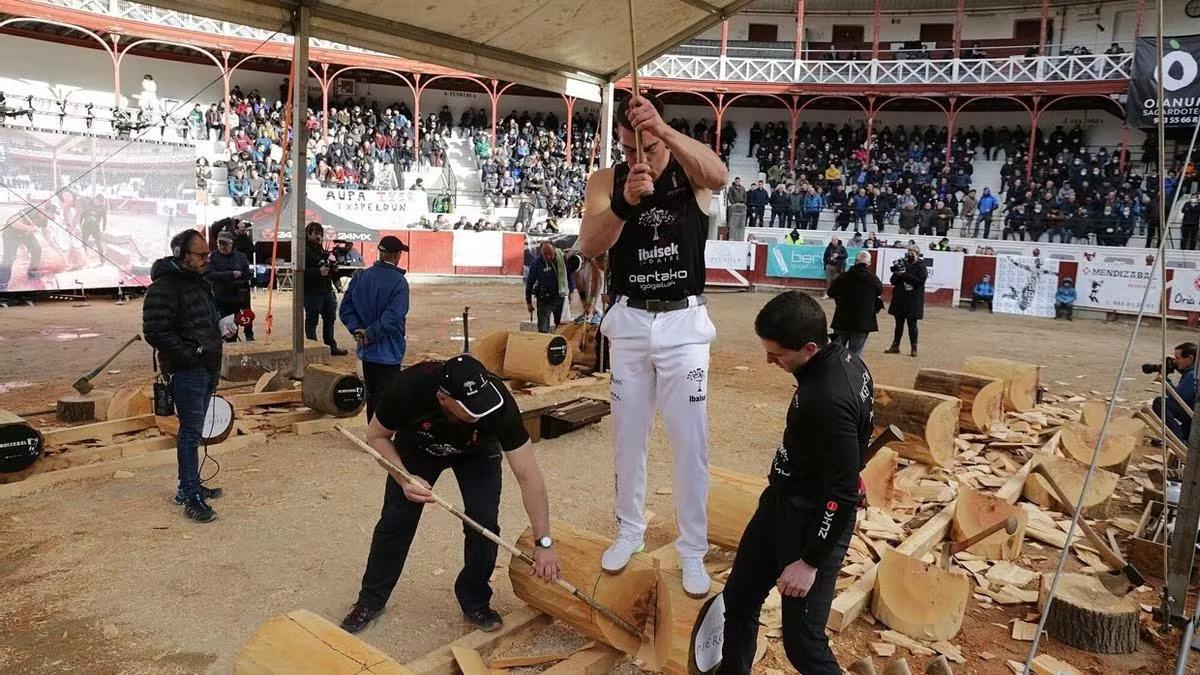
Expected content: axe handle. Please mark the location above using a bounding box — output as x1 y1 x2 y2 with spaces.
85 334 142 379
1031 465 1129 571
951 516 1016 555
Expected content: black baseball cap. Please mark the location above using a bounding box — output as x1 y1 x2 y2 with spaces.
379 235 409 254
439 355 503 419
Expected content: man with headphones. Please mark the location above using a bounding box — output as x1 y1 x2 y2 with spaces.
143 228 225 522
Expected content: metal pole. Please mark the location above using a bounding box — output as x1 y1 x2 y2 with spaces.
599 83 615 170
871 0 881 60
1038 0 1049 56
953 0 964 58
290 5 311 380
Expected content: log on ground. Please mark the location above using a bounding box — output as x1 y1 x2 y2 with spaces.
56 389 115 423
474 331 511 377
1037 573 1139 654
1023 455 1118 519
873 385 961 467
234 608 414 674
962 356 1039 412
951 484 1027 560
1060 422 1136 475
913 368 1003 433
871 548 970 642
707 467 766 551
503 332 573 386
302 364 366 418
0 410 44 475
1080 400 1135 429
555 322 599 369
106 386 153 420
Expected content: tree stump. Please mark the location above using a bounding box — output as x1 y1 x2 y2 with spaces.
873 385 961 468
962 356 1039 412
871 548 970 641
952 484 1027 560
56 389 115 423
1060 422 1136 475
503 333 573 386
1081 400 1137 430
1023 455 1118 519
474 331 511 377
234 609 415 673
302 365 366 418
913 368 1004 433
1037 573 1139 654
0 409 44 474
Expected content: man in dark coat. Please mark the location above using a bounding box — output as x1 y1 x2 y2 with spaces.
884 245 927 357
303 221 348 355
828 251 882 357
207 231 253 341
746 180 769 227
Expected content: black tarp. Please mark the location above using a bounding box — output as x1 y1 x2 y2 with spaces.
237 193 380 243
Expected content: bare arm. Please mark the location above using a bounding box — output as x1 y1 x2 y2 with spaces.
505 442 551 539
578 168 621 258
656 124 728 191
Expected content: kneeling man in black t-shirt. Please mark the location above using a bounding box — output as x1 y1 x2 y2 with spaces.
340 355 561 634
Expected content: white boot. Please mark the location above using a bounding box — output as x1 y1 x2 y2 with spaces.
680 556 711 598
601 530 645 573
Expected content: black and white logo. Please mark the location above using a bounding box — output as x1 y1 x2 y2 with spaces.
1159 39 1199 92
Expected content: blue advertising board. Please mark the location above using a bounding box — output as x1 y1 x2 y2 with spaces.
765 244 863 279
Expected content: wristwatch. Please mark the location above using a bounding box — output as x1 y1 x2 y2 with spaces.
535 535 554 549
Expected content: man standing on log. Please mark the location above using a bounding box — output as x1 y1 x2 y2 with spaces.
339 355 561 635
579 95 727 598
719 291 873 675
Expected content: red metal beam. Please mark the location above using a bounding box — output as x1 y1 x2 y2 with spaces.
720 20 729 57
1038 0 1050 56
1133 0 1148 39
795 0 804 60
871 0 881 60
953 0 964 58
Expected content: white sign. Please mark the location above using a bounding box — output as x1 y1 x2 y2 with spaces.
994 256 1060 318
310 187 428 223
452 230 504 267
704 240 756 271
1169 269 1200 312
877 249 965 293
1075 261 1162 313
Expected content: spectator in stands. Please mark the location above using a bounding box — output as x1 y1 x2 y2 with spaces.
769 184 791 228
1182 194 1200 251
933 200 954 237
747 180 768 227
897 202 919 234
748 121 762 158
228 167 249 207
801 186 825 230
885 245 927 358
1144 194 1162 248
725 177 746 222
526 241 566 334
1105 43 1127 55
303 222 348 356
823 237 848 298
824 162 842 191
1055 277 1076 320
971 275 994 312
1003 203 1028 240
917 201 935 236
975 188 998 238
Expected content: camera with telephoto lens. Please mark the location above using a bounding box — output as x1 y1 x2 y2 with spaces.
1141 356 1177 375
890 258 907 274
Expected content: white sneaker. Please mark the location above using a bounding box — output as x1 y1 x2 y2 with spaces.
680 557 711 598
601 530 645 573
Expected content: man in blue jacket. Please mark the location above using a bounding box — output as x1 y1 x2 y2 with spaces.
970 274 994 313
525 241 566 333
339 235 411 421
1054 277 1076 320
801 187 825 230
974 188 999 239
1152 342 1196 443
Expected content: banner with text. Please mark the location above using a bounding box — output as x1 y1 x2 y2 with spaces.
994 256 1060 318
1169 269 1200 311
1126 34 1200 128
705 240 756 271
765 244 863 279
1076 261 1162 313
309 186 429 227
877 249 965 293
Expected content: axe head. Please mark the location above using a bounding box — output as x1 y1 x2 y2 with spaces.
1097 564 1146 597
939 541 954 570
72 376 94 395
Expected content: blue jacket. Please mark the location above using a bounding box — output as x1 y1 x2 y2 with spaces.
852 195 870 213
1056 286 1076 304
338 261 409 365
973 281 993 298
1172 368 1197 410
803 193 825 213
526 255 563 302
978 194 998 213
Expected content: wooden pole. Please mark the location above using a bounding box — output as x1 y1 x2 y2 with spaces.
627 0 644 166
290 6 311 379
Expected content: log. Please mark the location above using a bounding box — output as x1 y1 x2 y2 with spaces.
541 645 623 674
873 385 961 468
1060 422 1136 475
41 414 155 446
0 409 44 474
474 331 511 377
403 605 551 675
650 568 726 675
503 332 573 386
951 484 1027 560
106 386 154 420
861 447 899 509
1081 400 1134 429
555 322 599 369
871 548 970 642
1023 455 1118 519
962 356 1039 412
707 467 766 550
56 389 114 423
1037 573 1139 654
302 364 366 418
233 609 414 674
913 368 1003 433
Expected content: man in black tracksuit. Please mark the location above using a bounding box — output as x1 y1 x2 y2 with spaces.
207 231 252 342
303 221 348 356
719 291 873 675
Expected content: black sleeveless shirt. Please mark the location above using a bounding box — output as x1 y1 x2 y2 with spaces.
608 158 708 301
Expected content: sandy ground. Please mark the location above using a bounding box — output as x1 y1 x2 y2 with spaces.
0 281 1194 674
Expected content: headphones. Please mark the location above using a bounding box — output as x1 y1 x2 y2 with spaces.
171 230 198 260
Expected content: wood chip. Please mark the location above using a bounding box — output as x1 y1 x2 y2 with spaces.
879 630 936 655
980 651 996 661
1011 620 1039 641
986 561 1038 588
1031 654 1082 675
871 642 897 658
931 641 966 663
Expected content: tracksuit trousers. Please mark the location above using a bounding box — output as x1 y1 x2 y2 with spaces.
601 297 716 559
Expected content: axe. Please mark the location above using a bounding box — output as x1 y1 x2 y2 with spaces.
941 516 1018 570
865 424 904 465
72 334 142 395
1031 463 1145 595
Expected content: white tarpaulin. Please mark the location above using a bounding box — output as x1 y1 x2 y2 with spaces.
1169 269 1200 312
452 231 503 267
994 256 1060 318
1076 261 1162 313
877 249 965 294
704 240 756 271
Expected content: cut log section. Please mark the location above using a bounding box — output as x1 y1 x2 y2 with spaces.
871 548 970 641
1037 573 1139 654
951 485 1027 560
1060 422 1136 475
707 467 766 550
56 389 114 423
556 323 600 369
503 333 573 386
913 368 1003 433
873 385 961 468
474 331 510 377
651 571 726 675
107 386 154 420
1080 400 1136 429
233 608 414 674
861 447 899 509
302 364 366 418
962 356 1039 412
0 410 44 474
1022 455 1118 519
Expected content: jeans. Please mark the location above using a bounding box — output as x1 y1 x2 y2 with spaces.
769 209 789 228
971 294 994 311
837 331 869 357
169 368 219 499
804 211 821 230
536 296 563 333
719 485 853 675
892 315 919 348
0 229 42 291
975 212 994 239
748 206 765 227
304 291 340 348
361 361 404 422
1153 396 1191 443
357 447 502 614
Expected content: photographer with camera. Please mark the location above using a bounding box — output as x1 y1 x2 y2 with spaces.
884 245 927 358
303 222 349 356
1145 342 1196 443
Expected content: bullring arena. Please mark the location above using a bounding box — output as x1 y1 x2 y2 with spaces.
1 1 1200 674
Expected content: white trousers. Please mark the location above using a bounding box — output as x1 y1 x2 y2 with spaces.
601 297 715 559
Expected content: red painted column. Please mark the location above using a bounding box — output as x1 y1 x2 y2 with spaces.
953 0 964 58
490 80 500 147
945 98 957 165
871 0 881 60
795 0 805 60
221 51 231 145
413 74 422 164
319 64 329 141
720 20 729 56
789 97 799 170
1038 0 1050 56
563 95 576 163
714 97 723 154
1025 105 1040 182
1118 124 1130 173
1133 0 1148 39
865 97 876 165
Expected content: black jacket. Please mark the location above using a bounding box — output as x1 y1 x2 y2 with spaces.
823 243 848 268
888 256 928 320
207 249 251 306
304 239 335 295
142 257 223 374
829 262 883 333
